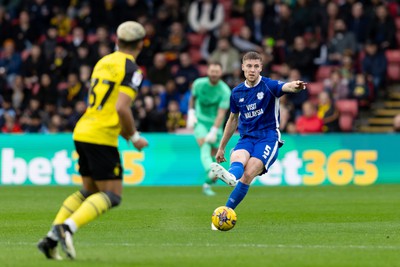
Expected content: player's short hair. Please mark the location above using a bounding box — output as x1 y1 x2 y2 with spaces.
117 21 145 50
242 51 263 63
207 61 222 68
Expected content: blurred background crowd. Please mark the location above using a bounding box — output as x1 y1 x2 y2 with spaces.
0 0 399 134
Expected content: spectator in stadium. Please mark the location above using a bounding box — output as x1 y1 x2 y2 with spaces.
90 25 113 61
138 95 167 132
201 23 233 60
393 114 400 132
11 10 38 51
69 26 87 55
323 69 350 100
245 1 268 45
209 38 241 79
161 21 189 63
26 0 52 35
41 26 58 62
174 52 200 95
61 72 85 108
136 20 161 68
279 94 296 133
158 79 180 112
166 99 185 132
50 8 72 38
147 52 172 86
367 4 397 50
47 42 70 84
232 25 263 53
210 51 306 213
76 1 96 33
187 61 231 196
317 91 340 132
119 0 149 23
22 44 45 88
188 0 224 34
0 39 22 86
349 73 370 105
327 18 357 65
296 101 324 133
36 73 58 110
1 112 22 133
286 35 316 81
37 21 148 260
47 113 64 133
286 68 309 116
10 74 27 111
0 95 17 128
361 40 387 98
0 6 11 45
69 43 93 73
319 1 341 43
346 2 370 47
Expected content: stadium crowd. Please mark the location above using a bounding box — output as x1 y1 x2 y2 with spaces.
0 0 399 134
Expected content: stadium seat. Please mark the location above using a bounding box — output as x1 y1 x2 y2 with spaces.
387 63 400 82
336 99 358 117
229 17 245 35
385 49 400 64
189 48 203 64
187 33 205 48
271 64 282 73
87 34 98 44
339 113 354 132
397 32 400 47
306 82 324 97
315 65 334 81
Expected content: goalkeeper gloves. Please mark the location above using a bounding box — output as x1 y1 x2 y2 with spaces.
186 108 197 129
205 126 218 144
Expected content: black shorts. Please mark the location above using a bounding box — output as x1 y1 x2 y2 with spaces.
74 141 123 181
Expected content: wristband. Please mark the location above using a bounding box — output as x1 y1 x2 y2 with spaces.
130 131 140 143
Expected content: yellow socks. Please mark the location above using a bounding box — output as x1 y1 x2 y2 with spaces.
52 191 86 225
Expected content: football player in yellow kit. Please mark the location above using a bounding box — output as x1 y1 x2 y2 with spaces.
37 21 148 260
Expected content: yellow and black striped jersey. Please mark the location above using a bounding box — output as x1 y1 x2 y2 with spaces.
73 51 142 147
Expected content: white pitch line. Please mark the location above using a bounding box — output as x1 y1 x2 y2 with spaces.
3 241 400 250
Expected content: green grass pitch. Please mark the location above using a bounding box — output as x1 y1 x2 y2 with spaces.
1 185 399 267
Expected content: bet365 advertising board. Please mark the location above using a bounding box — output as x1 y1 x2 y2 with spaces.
0 133 397 186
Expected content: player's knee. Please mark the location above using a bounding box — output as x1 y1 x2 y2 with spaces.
104 191 122 207
241 171 254 185
79 189 93 198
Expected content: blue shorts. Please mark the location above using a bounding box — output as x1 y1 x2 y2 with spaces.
233 135 282 174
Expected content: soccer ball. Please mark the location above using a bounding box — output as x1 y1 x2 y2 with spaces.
211 206 237 231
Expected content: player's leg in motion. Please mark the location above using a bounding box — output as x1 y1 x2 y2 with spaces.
56 180 122 259
37 180 95 260
201 142 217 196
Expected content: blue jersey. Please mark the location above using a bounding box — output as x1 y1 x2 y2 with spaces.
230 76 286 139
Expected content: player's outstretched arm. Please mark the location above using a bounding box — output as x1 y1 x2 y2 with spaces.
216 112 239 163
282 80 307 93
117 92 148 151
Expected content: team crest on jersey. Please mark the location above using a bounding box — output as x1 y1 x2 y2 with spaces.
257 92 264 100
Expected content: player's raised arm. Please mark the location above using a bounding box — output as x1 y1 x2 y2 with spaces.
282 80 307 93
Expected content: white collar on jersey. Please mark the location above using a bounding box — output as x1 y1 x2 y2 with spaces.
244 76 262 88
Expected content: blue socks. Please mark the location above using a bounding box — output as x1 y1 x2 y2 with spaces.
228 162 244 180
226 181 249 209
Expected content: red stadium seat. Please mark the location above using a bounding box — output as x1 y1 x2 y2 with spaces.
271 64 282 73
339 114 354 132
229 18 245 35
385 49 400 64
187 33 205 48
387 63 400 82
189 48 203 64
306 82 324 97
397 32 400 47
315 65 334 81
87 34 98 44
336 99 358 117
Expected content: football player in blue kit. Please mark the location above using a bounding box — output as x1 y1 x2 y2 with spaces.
210 51 306 210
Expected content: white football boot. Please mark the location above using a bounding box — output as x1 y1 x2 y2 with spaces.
210 163 237 187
